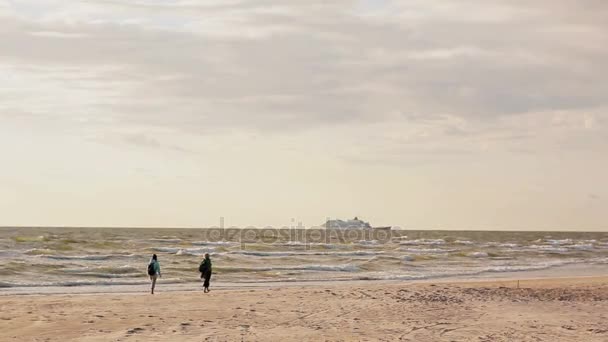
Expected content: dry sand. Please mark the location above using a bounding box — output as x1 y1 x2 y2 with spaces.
1 277 607 341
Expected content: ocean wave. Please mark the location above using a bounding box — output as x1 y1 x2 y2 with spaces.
454 240 474 245
149 247 216 255
227 250 383 257
55 272 142 279
0 278 189 288
545 239 573 245
148 238 182 243
355 274 430 281
592 257 608 264
569 244 595 250
402 255 415 262
356 240 380 245
191 241 238 246
524 245 569 253
356 260 582 281
400 239 446 246
176 248 216 256
273 241 341 249
398 248 454 254
467 252 489 258
218 264 359 273
24 249 57 255
12 235 50 243
39 254 137 261
149 247 181 253
61 265 140 275
481 260 577 273
497 243 520 248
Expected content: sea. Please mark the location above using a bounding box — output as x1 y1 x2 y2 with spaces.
1 227 607 294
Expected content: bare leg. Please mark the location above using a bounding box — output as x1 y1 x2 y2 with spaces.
150 275 157 294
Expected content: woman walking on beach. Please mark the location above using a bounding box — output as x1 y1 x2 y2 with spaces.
199 253 212 293
148 254 161 294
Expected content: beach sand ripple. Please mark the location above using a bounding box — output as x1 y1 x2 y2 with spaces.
1 277 607 341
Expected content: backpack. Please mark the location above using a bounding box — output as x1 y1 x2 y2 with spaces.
147 262 156 276
198 261 206 273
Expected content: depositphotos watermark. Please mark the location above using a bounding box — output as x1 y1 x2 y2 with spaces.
196 217 397 248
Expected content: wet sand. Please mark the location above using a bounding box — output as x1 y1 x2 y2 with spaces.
1 276 607 341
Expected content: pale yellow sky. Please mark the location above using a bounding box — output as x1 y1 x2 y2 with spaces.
0 1 607 230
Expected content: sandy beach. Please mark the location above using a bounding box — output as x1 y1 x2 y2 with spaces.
1 276 607 341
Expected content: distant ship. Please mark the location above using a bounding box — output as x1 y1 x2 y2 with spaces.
322 217 392 230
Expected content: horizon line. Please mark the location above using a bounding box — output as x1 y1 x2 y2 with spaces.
0 226 606 233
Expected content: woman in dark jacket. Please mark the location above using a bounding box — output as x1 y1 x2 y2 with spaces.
199 253 212 293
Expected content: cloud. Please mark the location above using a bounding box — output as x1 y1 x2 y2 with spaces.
29 31 89 38
0 0 607 159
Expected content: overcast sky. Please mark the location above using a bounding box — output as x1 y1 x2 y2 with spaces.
1 0 607 230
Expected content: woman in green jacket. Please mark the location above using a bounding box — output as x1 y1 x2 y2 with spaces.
148 254 161 294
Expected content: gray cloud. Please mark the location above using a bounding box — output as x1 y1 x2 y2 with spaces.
1 0 607 153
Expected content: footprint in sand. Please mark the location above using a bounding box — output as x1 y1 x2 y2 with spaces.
126 327 144 334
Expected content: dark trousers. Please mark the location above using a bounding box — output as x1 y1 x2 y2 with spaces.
202 270 212 288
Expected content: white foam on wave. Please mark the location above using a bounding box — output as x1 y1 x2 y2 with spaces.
40 254 136 261
357 240 380 245
592 257 608 264
149 247 216 255
481 260 577 273
546 239 573 245
454 240 474 245
357 259 584 281
273 241 341 249
220 264 359 273
0 278 189 288
227 250 383 257
400 239 446 246
175 248 216 256
467 252 488 258
570 244 594 251
501 243 520 248
149 247 181 253
399 247 454 254
24 248 56 255
355 273 430 281
191 241 238 246
525 245 568 253
148 238 182 243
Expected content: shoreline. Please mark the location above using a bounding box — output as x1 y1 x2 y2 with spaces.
2 263 607 296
